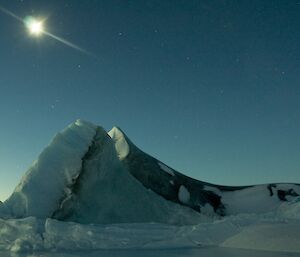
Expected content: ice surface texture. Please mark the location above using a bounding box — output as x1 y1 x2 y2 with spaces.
1 207 300 253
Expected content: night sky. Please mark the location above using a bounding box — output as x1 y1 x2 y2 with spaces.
0 0 299 201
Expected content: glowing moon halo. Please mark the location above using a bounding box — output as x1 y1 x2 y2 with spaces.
24 16 44 36
0 6 93 56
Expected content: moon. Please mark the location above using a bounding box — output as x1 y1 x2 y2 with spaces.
0 6 93 57
24 16 44 36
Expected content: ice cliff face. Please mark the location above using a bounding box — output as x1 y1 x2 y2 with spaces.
3 120 97 218
52 126 204 224
0 120 299 224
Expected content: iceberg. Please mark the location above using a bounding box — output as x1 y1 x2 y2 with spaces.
0 120 299 254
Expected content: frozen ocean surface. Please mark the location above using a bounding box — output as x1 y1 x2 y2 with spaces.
1 247 300 257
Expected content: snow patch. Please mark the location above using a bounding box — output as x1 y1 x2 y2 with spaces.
200 203 216 217
221 221 300 253
222 185 280 215
108 127 130 160
178 185 190 204
204 185 222 195
278 197 300 220
158 162 175 176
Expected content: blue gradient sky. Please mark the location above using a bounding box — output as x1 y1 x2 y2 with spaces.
0 0 299 201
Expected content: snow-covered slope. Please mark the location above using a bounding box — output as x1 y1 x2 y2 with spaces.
109 127 300 216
